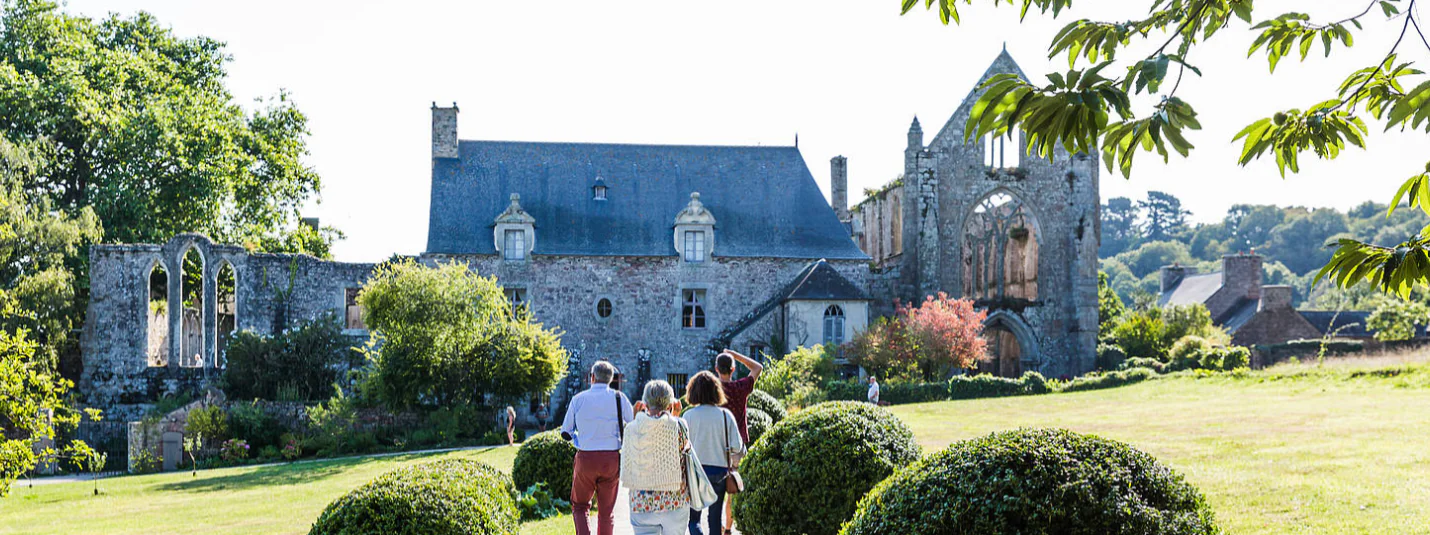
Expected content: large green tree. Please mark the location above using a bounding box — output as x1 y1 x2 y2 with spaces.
904 0 1430 298
0 0 337 253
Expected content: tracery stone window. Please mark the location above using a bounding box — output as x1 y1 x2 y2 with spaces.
822 305 845 347
962 192 1039 301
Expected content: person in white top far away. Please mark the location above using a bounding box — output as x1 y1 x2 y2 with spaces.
867 376 880 405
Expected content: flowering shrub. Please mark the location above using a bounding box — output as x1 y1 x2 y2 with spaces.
846 293 987 381
281 434 303 461
220 439 250 461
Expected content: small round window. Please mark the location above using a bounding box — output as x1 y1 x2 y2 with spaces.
596 298 613 318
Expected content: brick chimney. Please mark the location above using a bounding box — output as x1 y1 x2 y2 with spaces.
1221 253 1263 301
1259 285 1294 311
1160 265 1196 293
831 156 849 222
431 102 459 160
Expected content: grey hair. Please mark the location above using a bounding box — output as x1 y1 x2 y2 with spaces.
591 361 616 384
642 380 675 412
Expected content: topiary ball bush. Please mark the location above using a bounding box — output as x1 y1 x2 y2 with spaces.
511 430 576 497
840 428 1220 535
746 408 772 445
308 458 518 535
733 401 920 535
748 389 787 423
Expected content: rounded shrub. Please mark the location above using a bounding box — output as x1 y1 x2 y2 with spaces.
309 458 518 535
732 401 920 535
748 389 787 424
840 428 1219 535
511 430 576 495
1168 335 1211 371
746 408 772 445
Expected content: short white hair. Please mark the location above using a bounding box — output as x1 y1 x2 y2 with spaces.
591 361 615 383
642 380 675 412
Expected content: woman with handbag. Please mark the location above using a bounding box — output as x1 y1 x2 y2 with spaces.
622 380 694 534
682 371 746 535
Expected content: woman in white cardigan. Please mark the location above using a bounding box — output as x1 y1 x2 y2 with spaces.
622 380 690 534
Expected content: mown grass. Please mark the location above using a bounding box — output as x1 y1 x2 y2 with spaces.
4 357 1428 534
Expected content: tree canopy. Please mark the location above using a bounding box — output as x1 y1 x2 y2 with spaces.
903 0 1430 298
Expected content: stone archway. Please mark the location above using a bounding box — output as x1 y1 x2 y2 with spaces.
982 310 1039 377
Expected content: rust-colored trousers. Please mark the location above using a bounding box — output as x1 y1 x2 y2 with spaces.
572 450 621 535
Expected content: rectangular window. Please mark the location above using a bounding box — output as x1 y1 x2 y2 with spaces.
345 288 366 330
504 288 528 315
750 342 769 360
503 229 526 261
667 374 689 398
681 289 706 329
683 230 706 262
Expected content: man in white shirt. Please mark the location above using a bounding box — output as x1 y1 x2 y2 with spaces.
867 376 880 404
561 361 634 535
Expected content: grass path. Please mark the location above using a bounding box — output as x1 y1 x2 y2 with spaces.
4 362 1429 534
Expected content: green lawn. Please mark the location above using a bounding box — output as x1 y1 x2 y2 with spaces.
4 360 1429 534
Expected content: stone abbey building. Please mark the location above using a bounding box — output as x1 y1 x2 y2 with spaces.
80 50 1099 419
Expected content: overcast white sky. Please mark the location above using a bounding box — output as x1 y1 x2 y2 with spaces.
64 0 1429 262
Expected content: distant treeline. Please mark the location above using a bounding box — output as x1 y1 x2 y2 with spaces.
1099 191 1428 311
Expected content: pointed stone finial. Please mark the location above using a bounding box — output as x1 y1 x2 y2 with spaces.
675 191 716 225
1002 41 1007 52
909 116 922 132
495 193 535 224
908 116 924 149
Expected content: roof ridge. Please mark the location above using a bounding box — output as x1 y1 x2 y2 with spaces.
458 139 798 150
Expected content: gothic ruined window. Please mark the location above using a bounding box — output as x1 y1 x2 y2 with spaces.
596 298 613 318
682 289 706 329
179 246 204 368
984 129 1022 169
344 288 366 331
962 192 1039 302
822 305 846 347
683 230 706 263
503 229 526 261
147 261 169 367
504 288 528 315
217 262 237 367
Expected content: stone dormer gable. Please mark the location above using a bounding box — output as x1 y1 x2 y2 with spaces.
494 193 536 225
674 192 716 226
929 48 1032 150
493 193 536 260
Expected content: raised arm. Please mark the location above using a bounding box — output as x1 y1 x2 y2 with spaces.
724 349 763 381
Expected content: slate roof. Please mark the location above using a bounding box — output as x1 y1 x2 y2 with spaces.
426 141 869 260
1158 273 1222 307
1218 298 1259 334
782 260 870 301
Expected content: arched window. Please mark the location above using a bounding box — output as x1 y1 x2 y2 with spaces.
822 305 846 347
962 192 1039 301
147 260 169 367
217 262 237 368
179 247 205 368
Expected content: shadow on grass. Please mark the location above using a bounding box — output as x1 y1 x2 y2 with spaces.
152 451 458 493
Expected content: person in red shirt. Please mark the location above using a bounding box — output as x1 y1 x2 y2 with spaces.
716 348 762 535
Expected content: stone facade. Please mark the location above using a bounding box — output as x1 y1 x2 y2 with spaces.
851 50 1101 378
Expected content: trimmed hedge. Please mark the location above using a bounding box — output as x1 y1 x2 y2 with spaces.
840 428 1219 535
1121 357 1168 374
511 431 576 498
1060 367 1156 393
308 459 518 535
748 389 787 423
733 401 920 535
746 408 772 445
947 371 1050 399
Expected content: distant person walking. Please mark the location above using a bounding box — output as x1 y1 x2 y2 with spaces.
622 380 690 535
504 405 517 445
535 403 550 432
561 361 635 535
715 348 762 534
867 376 880 405
683 372 745 535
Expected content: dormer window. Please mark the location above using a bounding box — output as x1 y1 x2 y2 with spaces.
683 231 707 263
674 191 716 263
593 176 608 201
984 129 1022 169
494 193 536 262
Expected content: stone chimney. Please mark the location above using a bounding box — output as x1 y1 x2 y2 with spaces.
1221 253 1263 301
431 102 459 160
1259 285 1294 312
830 156 849 222
1159 265 1196 293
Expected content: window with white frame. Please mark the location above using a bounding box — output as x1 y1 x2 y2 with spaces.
503 229 526 261
822 304 846 347
683 230 706 263
682 289 706 329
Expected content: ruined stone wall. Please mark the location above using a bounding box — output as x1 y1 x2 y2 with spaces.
82 234 377 420
423 253 869 406
873 51 1102 378
852 184 904 269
